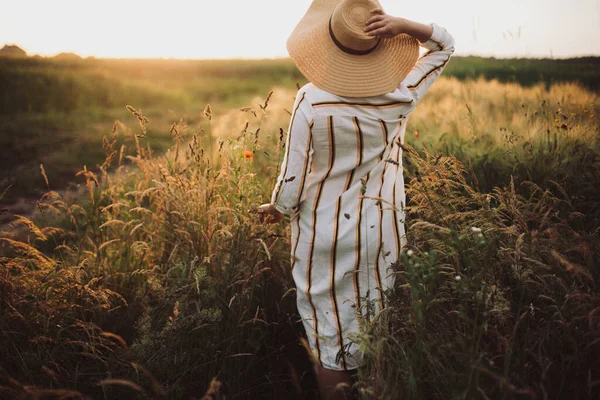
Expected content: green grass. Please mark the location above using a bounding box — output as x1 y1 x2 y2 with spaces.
444 56 600 91
1 74 599 399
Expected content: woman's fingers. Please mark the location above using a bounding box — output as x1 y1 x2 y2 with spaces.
365 14 384 26
364 20 387 33
254 203 284 224
254 204 270 216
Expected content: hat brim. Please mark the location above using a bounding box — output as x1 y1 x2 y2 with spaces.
287 0 419 97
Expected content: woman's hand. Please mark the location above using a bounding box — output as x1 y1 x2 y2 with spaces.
253 203 285 224
364 8 433 43
364 8 407 38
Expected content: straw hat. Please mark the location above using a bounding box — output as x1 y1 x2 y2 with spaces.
287 0 420 97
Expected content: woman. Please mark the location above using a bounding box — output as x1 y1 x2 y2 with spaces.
258 0 455 398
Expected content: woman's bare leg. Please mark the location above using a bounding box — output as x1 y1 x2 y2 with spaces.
314 364 355 400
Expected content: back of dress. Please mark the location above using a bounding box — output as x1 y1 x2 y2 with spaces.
271 23 455 371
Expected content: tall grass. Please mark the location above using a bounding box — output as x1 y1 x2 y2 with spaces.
360 145 599 399
1 77 599 399
355 79 600 399
1 94 312 399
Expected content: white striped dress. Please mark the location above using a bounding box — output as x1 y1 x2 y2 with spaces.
271 23 455 371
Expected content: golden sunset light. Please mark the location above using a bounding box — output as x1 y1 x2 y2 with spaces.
1 0 599 59
2 0 599 398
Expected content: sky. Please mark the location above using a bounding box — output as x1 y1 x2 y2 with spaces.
1 0 599 59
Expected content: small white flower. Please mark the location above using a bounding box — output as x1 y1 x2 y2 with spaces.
477 233 484 238
455 275 462 281
406 249 414 257
471 227 482 233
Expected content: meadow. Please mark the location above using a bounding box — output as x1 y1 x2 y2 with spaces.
0 55 599 399
1 55 599 203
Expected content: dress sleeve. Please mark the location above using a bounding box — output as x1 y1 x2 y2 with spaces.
403 23 455 103
270 90 314 216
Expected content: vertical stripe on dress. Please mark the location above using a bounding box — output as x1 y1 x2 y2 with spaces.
291 124 313 271
272 92 306 204
306 115 336 367
352 117 364 322
373 119 389 311
391 138 401 261
295 123 313 206
329 116 348 370
378 119 388 162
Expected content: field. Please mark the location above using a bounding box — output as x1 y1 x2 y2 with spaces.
0 55 599 399
1 55 599 204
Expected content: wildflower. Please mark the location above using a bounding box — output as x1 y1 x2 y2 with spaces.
455 275 461 281
415 130 420 139
471 227 482 233
406 249 414 257
242 150 253 160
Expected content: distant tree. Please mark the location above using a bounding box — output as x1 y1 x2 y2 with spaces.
53 52 82 61
0 44 27 57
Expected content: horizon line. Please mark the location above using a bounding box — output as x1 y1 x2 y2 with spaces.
2 44 599 61
2 54 600 62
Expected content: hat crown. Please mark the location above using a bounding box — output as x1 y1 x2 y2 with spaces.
330 0 380 53
285 0 420 97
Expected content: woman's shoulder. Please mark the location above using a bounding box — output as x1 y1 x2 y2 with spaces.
295 83 337 109
299 82 396 103
299 82 414 112
297 82 325 99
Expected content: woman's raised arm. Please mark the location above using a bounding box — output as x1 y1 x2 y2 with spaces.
365 10 455 103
